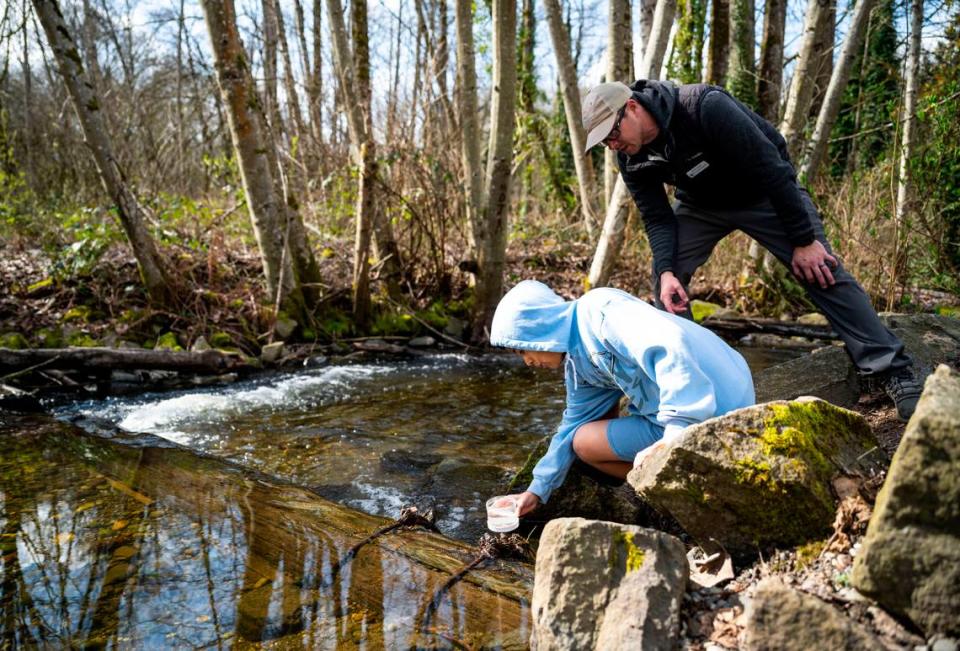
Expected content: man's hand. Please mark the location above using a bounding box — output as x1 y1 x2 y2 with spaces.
516 491 540 517
791 241 838 289
659 272 690 314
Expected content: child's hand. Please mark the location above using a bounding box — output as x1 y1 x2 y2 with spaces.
516 491 540 516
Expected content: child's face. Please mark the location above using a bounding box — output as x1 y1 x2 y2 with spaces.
516 350 564 370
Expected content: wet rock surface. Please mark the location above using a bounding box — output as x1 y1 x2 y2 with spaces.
531 518 687 650
852 365 960 637
627 398 886 557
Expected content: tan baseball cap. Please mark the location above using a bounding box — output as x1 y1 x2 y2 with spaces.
582 82 633 152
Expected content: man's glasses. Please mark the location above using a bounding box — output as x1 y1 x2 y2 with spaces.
603 105 627 146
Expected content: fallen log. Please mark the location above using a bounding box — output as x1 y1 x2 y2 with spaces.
25 416 532 647
701 317 838 341
0 347 251 375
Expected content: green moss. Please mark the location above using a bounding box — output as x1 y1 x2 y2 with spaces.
34 327 63 348
154 332 182 351
209 332 233 348
612 531 646 573
690 300 723 323
67 332 98 347
62 305 92 323
27 278 54 294
0 332 29 349
935 305 960 318
795 539 827 569
505 437 549 492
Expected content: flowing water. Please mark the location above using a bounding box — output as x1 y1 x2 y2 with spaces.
1 346 799 648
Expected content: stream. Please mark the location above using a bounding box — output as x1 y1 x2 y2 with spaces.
1 346 800 647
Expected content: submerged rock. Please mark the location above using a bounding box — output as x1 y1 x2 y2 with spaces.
743 577 882 650
627 398 886 557
852 365 960 637
531 518 687 650
505 436 643 525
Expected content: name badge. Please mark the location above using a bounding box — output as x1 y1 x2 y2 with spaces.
686 161 710 178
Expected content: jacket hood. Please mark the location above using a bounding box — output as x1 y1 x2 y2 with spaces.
629 79 678 135
489 280 575 352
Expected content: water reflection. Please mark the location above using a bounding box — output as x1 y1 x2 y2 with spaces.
0 416 530 648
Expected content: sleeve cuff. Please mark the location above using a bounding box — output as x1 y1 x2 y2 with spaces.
527 479 552 505
787 231 816 248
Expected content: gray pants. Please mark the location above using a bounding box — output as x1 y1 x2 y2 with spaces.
654 193 911 376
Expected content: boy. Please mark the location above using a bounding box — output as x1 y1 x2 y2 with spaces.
490 280 755 516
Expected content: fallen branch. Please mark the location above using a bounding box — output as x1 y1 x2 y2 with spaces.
0 347 251 375
702 317 838 341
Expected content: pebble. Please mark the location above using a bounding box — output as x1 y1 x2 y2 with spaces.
931 639 958 651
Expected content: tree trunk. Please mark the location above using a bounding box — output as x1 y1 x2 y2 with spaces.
261 0 285 138
809 0 836 119
667 0 706 83
31 0 173 305
455 0 483 255
274 0 307 145
635 0 657 77
605 0 632 203
472 0 518 340
890 0 922 307
705 0 730 85
779 0 833 161
309 0 324 147
799 0 877 184
757 0 786 121
589 0 675 288
727 0 756 107
641 0 677 80
544 0 600 238
199 0 309 324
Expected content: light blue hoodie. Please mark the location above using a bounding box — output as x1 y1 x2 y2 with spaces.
490 280 755 503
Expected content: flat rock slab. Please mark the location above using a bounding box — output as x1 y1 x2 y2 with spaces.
753 314 960 405
852 365 960 637
628 398 886 557
531 518 687 650
743 577 882 650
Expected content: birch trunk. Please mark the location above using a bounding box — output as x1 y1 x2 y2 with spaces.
454 0 483 254
199 0 309 323
635 0 657 77
472 0 517 339
605 0 633 204
891 0 923 305
779 0 833 160
799 0 877 184
757 0 787 121
274 0 306 144
705 0 730 84
544 0 600 238
31 0 172 305
588 0 675 288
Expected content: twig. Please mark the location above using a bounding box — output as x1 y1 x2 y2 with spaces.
0 355 62 382
383 296 474 351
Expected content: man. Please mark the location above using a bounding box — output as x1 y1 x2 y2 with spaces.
581 80 922 420
490 280 755 515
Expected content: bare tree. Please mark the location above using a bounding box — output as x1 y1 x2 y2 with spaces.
800 0 877 183
641 0 677 79
454 0 483 254
757 0 787 121
635 0 657 77
200 0 314 325
544 0 600 237
705 0 730 85
780 0 835 160
891 0 923 303
31 0 173 305
605 0 632 203
471 0 518 338
727 0 757 106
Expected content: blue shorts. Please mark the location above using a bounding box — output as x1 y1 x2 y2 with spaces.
604 416 665 462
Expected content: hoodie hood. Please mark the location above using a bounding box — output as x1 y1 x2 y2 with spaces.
628 79 678 134
489 280 575 352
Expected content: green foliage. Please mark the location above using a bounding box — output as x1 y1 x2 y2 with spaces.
0 332 29 349
830 0 900 175
49 208 124 278
154 332 183 351
667 0 707 84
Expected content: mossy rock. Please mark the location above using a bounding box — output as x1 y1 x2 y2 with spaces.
0 332 29 349
627 398 886 558
34 327 64 348
66 332 99 347
209 332 234 348
690 300 723 323
154 332 183 351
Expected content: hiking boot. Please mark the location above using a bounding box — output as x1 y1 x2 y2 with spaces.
882 370 924 421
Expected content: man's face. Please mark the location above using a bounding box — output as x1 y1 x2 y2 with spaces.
604 100 648 156
516 350 565 370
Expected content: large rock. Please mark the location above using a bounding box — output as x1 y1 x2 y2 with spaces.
743 577 882 650
627 398 886 557
851 365 960 637
505 436 644 525
531 518 687 650
754 313 960 405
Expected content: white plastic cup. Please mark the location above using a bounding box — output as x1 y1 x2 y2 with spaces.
486 495 520 532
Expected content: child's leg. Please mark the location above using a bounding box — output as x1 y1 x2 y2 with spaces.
572 416 664 479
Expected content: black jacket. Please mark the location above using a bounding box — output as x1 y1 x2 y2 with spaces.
618 80 816 278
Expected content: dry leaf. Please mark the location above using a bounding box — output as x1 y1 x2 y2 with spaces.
688 540 735 589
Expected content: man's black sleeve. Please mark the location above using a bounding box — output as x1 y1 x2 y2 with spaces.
618 158 677 278
698 90 816 247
